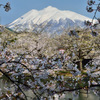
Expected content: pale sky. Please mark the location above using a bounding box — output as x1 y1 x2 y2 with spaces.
0 0 99 25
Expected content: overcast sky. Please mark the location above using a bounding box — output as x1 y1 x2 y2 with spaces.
0 0 99 25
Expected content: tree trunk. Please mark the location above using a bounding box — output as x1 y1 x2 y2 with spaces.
79 59 83 71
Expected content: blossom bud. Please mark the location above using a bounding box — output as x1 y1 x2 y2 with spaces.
86 6 94 12
84 20 92 26
4 2 11 12
87 0 95 6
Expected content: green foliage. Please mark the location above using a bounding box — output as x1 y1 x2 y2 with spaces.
8 38 17 43
0 32 2 35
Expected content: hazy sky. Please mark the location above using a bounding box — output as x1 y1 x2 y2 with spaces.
0 0 99 25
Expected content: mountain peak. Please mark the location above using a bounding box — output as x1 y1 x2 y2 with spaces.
46 6 54 9
43 6 58 11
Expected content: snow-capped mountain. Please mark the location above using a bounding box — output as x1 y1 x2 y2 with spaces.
8 6 92 33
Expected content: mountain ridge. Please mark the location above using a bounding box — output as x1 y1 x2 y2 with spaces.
7 6 92 33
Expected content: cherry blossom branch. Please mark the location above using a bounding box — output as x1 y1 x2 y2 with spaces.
50 84 100 94
0 69 28 100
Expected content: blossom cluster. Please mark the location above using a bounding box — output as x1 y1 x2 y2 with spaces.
0 46 99 99
4 2 11 12
0 2 11 12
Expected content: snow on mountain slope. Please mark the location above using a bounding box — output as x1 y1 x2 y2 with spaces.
8 6 92 33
